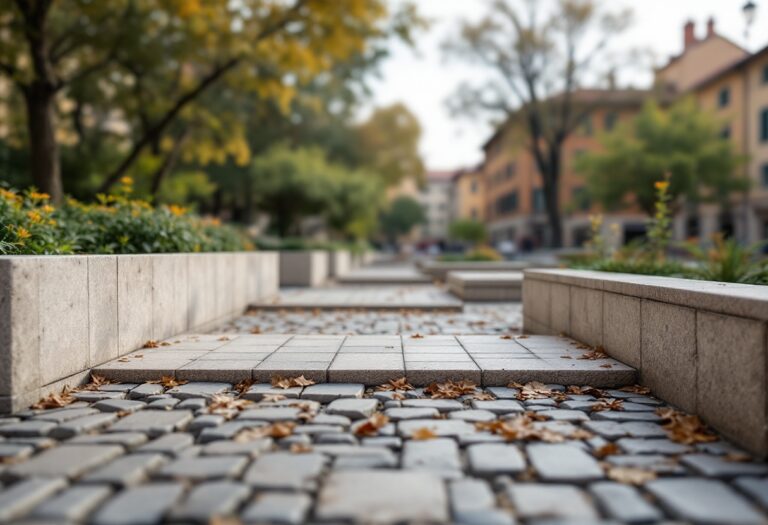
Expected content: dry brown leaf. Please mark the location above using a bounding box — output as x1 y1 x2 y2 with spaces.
578 346 609 360
724 453 752 462
657 408 718 445
208 394 253 415
233 379 254 396
591 399 624 412
142 340 160 348
606 466 657 485
410 333 424 339
500 335 513 340
118 358 130 362
569 428 595 440
31 387 75 410
209 517 243 525
218 336 231 341
424 380 478 399
235 422 296 442
511 382 567 402
594 442 621 458
472 392 495 401
159 375 187 388
354 413 390 437
375 377 414 392
250 326 262 334
619 384 652 395
290 442 314 454
566 386 607 398
517 335 529 339
410 427 438 440
271 375 316 389
476 415 567 443
262 394 287 402
391 392 406 401
561 355 573 359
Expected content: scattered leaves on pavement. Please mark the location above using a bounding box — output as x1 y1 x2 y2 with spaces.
235 422 296 442
271 375 316 389
578 346 609 360
657 408 718 445
424 380 478 399
410 427 438 440
475 415 567 443
620 384 651 395
606 466 657 485
594 443 621 458
410 333 424 339
591 399 624 412
376 377 414 391
208 394 253 415
142 340 160 348
233 379 254 396
290 442 314 454
354 413 390 437
510 382 567 402
31 387 75 409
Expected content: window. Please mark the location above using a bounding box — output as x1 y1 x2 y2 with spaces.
506 162 516 179
580 116 593 136
496 191 518 214
470 180 478 193
762 164 768 187
720 125 731 139
532 188 546 213
761 108 768 142
762 64 768 84
718 87 730 108
604 112 618 132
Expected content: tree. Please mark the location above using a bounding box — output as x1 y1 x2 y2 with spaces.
449 219 488 246
444 0 632 247
0 0 420 202
576 99 746 216
379 196 426 243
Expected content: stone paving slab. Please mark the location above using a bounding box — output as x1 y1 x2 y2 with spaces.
2 380 767 524
335 265 433 285
251 284 461 311
93 334 636 387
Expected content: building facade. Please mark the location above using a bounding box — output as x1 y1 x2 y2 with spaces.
451 168 485 222
419 170 455 242
480 19 768 248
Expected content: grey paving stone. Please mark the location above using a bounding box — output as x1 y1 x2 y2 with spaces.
199 421 265 443
173 480 251 522
3 436 57 451
449 409 497 422
0 443 34 463
525 398 557 407
293 424 345 435
100 383 139 392
681 454 768 478
201 438 273 458
541 409 589 422
384 407 440 421
326 398 379 419
450 478 514 525
0 477 68 522
362 436 403 449
129 383 165 399
243 384 302 401
562 400 654 412
402 437 461 478
401 399 464 412
243 452 328 490
486 387 519 399
137 433 195 456
582 420 667 439
31 484 113 521
333 447 398 469
176 398 208 410
459 433 506 445
188 414 226 432
617 437 691 455
592 411 662 422
605 454 686 475
33 407 99 422
507 483 599 521
735 477 768 510
0 417 21 426
166 382 231 399
107 410 193 437
467 443 526 475
0 420 57 437
589 481 663 523
155 455 248 480
313 413 352 426
398 419 476 438
647 478 765 525
82 453 167 486
89 482 185 525
470 399 524 414
6 445 123 480
50 412 118 439
146 397 181 410
94 399 147 413
242 492 311 525
527 443 603 483
301 383 364 402
67 432 149 449
316 432 358 445
238 407 302 422
73 391 126 402
316 470 449 524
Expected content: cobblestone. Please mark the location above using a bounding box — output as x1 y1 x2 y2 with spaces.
1 380 767 524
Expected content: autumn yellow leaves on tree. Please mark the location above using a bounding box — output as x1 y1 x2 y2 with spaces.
0 0 421 203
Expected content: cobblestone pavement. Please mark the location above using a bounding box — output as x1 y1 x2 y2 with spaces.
1 379 768 524
219 302 523 334
253 285 461 311
93 335 635 387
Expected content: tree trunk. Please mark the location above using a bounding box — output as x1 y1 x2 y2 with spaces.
23 86 63 204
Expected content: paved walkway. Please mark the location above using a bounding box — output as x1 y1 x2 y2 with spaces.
252 285 462 311
335 265 432 285
1 379 767 524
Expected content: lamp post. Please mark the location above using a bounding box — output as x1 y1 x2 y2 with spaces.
743 1 757 42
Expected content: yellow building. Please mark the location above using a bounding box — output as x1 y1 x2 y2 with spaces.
451 168 485 222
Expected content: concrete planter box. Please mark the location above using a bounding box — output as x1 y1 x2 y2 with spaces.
328 250 352 278
279 251 329 287
523 268 768 457
422 260 544 281
0 251 279 413
448 271 522 301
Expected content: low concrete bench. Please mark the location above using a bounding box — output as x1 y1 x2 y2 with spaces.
447 271 523 301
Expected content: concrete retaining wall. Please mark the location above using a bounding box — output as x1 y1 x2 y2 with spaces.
328 250 352 278
523 268 768 457
423 260 545 281
279 251 328 287
0 252 279 413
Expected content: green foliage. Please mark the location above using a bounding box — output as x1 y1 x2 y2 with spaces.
448 219 488 245
439 246 502 262
646 178 673 262
684 235 768 285
250 146 384 239
0 183 250 255
379 196 425 240
577 99 747 215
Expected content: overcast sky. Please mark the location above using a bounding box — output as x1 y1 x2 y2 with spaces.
362 0 768 171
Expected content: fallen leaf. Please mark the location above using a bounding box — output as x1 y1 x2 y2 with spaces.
511 382 567 402
270 375 316 389
290 442 314 454
578 346 609 360
31 387 75 409
142 340 160 349
517 335 529 339
424 380 478 399
591 399 624 412
619 384 651 395
410 333 424 339
262 394 287 402
500 335 513 340
208 394 253 415
657 408 718 445
217 336 231 341
354 413 390 436
472 392 495 401
724 453 752 462
233 379 254 396
569 428 595 440
410 427 438 440
606 466 657 485
235 422 296 442
250 326 262 334
594 442 621 458
376 377 414 391
159 375 187 388
476 415 567 443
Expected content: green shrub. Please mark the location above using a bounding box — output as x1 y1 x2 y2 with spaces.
684 234 768 285
439 246 503 262
0 183 251 255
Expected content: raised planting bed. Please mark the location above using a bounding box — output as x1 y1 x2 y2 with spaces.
279 250 329 287
422 260 551 281
448 271 523 301
328 250 352 278
0 252 279 413
523 268 768 457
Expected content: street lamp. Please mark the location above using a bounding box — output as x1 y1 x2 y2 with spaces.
743 1 757 41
